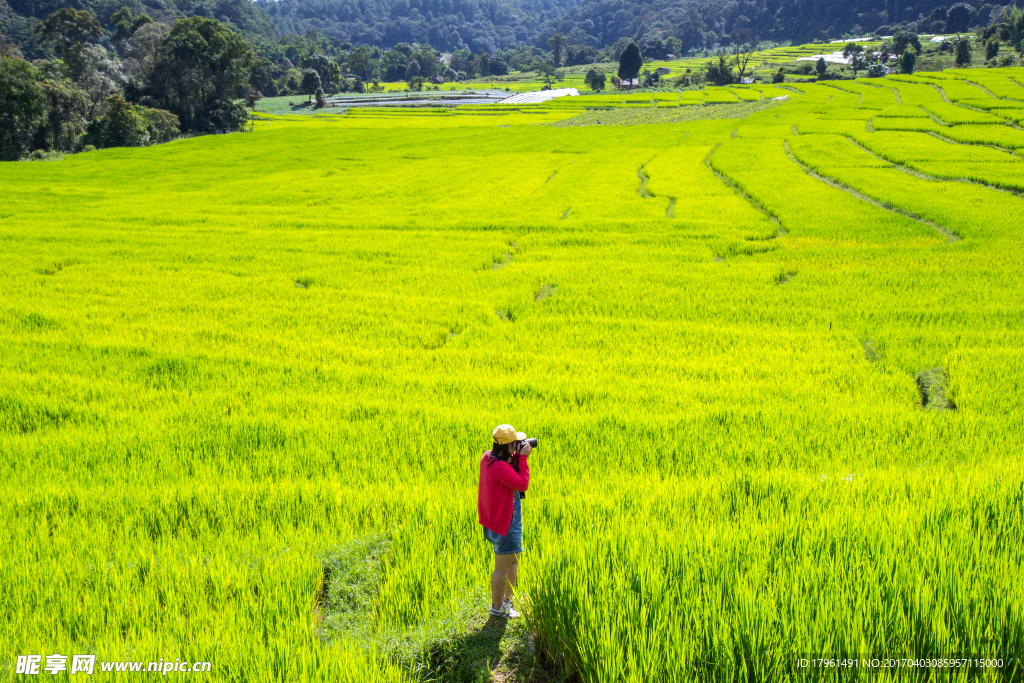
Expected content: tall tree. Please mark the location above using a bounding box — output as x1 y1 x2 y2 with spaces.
584 67 606 91
891 31 922 57
955 37 972 65
147 16 253 132
0 56 44 160
32 8 103 82
900 47 916 74
547 32 566 66
946 3 976 32
110 7 153 50
617 41 642 81
300 69 321 102
327 61 341 93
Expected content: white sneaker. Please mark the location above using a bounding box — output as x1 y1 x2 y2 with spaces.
503 599 520 618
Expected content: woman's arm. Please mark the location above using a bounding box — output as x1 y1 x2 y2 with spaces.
489 454 529 492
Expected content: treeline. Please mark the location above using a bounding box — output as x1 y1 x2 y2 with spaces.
537 0 1023 56
5 0 1022 65
255 0 577 53
1 8 252 160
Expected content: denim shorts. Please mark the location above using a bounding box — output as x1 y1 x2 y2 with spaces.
483 492 522 555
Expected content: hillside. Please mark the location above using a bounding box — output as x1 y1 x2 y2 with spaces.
3 0 1009 57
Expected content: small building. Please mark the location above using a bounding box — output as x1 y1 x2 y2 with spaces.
433 76 445 84
656 67 671 75
440 53 453 65
666 53 676 59
620 77 639 90
740 77 755 84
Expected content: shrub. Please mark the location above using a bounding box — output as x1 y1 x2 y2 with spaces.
84 95 180 148
955 38 972 65
986 37 1000 59
901 48 917 74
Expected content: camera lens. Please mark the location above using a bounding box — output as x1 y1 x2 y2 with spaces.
526 438 537 448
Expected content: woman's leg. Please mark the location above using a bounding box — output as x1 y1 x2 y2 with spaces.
491 553 518 610
503 555 519 601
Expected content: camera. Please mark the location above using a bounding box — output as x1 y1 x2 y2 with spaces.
513 438 536 499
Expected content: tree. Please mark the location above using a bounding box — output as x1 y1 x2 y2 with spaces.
641 37 666 60
124 23 169 83
416 50 440 79
84 94 179 148
547 33 567 66
327 61 341 93
705 55 734 85
584 68 606 91
305 53 330 85
843 42 867 75
92 94 143 147
32 8 103 82
110 7 153 49
900 47 917 74
538 61 561 88
345 47 370 81
300 69 321 102
146 16 253 132
891 31 922 57
946 3 976 32
955 37 972 65
37 77 89 151
618 41 642 82
733 40 758 80
815 56 827 78
665 37 682 57
772 67 785 83
565 44 598 66
0 56 45 160
475 50 489 77
986 37 1000 60
79 45 126 118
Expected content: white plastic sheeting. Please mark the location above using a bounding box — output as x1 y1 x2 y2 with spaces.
499 88 580 104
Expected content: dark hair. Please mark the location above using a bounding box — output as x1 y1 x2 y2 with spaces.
488 440 514 466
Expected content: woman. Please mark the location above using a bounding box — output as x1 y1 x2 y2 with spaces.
477 423 532 618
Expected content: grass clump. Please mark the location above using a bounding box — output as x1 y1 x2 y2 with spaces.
534 283 558 303
915 367 956 411
773 270 797 285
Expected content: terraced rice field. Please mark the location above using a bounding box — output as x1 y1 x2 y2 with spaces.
2 67 1024 682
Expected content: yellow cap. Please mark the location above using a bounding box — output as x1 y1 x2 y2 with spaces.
492 424 526 445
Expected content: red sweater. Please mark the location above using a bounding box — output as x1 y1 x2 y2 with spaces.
477 450 530 535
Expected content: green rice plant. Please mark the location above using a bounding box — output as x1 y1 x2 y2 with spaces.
850 129 1024 191
2 66 1024 683
922 102 1007 125
874 105 932 118
934 124 1024 148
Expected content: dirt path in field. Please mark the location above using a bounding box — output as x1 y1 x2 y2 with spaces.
782 140 960 243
